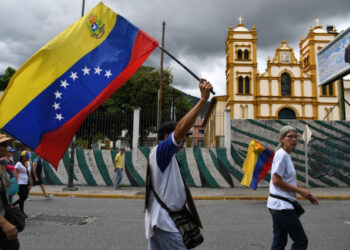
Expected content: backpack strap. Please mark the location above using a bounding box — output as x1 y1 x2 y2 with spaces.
145 160 203 228
269 193 294 204
0 176 10 208
184 182 202 228
145 162 172 213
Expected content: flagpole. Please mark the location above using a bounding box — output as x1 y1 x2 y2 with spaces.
81 0 85 17
158 46 216 95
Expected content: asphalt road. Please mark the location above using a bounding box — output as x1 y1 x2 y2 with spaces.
18 196 350 250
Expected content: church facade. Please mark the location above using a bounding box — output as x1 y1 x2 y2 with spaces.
225 19 340 120
204 19 343 147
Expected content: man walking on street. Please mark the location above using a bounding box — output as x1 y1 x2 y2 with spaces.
32 155 52 199
114 148 125 189
145 79 212 249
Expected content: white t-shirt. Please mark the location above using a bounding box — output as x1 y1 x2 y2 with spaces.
145 132 186 239
267 148 297 210
15 161 28 185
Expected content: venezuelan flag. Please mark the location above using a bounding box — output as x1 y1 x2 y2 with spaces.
241 139 274 190
0 3 158 167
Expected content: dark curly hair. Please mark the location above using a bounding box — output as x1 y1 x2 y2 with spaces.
158 121 177 141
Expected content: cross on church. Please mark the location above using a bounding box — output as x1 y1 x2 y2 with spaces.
238 16 244 24
314 18 320 26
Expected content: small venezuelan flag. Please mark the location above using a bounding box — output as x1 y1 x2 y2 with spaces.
0 3 158 167
241 139 274 190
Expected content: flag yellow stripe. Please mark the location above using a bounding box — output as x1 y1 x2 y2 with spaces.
241 140 266 187
0 3 116 127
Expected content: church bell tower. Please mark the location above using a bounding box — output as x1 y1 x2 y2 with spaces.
225 17 258 118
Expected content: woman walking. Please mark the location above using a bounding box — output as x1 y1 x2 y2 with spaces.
13 150 31 218
267 126 319 250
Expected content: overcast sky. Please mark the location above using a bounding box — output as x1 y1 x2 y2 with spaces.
1 0 350 97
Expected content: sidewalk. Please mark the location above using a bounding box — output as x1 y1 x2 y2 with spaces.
29 185 350 200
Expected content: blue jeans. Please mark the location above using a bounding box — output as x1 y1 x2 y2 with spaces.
148 226 186 250
115 168 122 188
269 209 308 250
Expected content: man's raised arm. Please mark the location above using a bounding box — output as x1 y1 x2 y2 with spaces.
173 79 212 144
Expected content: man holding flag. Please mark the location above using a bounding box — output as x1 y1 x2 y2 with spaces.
145 79 211 250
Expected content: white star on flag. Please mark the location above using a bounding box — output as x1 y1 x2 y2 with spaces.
82 66 90 75
105 70 112 78
55 113 64 121
53 64 113 121
60 80 69 89
69 71 78 81
94 66 102 75
52 102 60 110
54 90 62 99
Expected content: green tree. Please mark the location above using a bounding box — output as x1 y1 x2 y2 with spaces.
98 65 191 117
94 65 191 147
0 67 16 91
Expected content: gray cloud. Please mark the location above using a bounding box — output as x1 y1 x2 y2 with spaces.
1 0 349 97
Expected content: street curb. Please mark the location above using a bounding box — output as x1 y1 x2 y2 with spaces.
30 192 144 199
29 192 350 201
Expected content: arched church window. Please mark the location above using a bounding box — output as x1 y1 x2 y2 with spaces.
237 50 242 59
244 49 249 59
245 76 250 94
238 76 243 93
281 72 291 96
278 108 296 119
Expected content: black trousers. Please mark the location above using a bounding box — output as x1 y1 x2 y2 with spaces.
269 209 308 250
12 184 29 214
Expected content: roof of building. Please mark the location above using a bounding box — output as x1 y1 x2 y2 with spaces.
234 25 249 32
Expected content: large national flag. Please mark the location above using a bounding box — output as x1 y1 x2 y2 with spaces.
0 3 158 167
241 139 275 190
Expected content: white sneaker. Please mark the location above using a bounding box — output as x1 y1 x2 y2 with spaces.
45 194 53 199
27 196 31 201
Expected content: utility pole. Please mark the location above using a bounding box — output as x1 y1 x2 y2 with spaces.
171 87 175 121
340 78 346 120
157 21 166 134
304 129 309 188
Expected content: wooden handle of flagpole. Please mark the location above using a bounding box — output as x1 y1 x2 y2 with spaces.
158 46 215 95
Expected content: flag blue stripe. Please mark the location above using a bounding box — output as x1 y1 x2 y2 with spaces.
250 149 272 189
3 15 139 149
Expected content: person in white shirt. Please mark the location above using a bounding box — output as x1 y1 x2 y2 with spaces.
145 79 212 250
13 150 31 218
267 126 319 250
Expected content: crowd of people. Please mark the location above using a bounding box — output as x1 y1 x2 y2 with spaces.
144 79 319 250
0 79 320 250
0 134 52 250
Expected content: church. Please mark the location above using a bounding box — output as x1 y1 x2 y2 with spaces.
204 18 345 147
